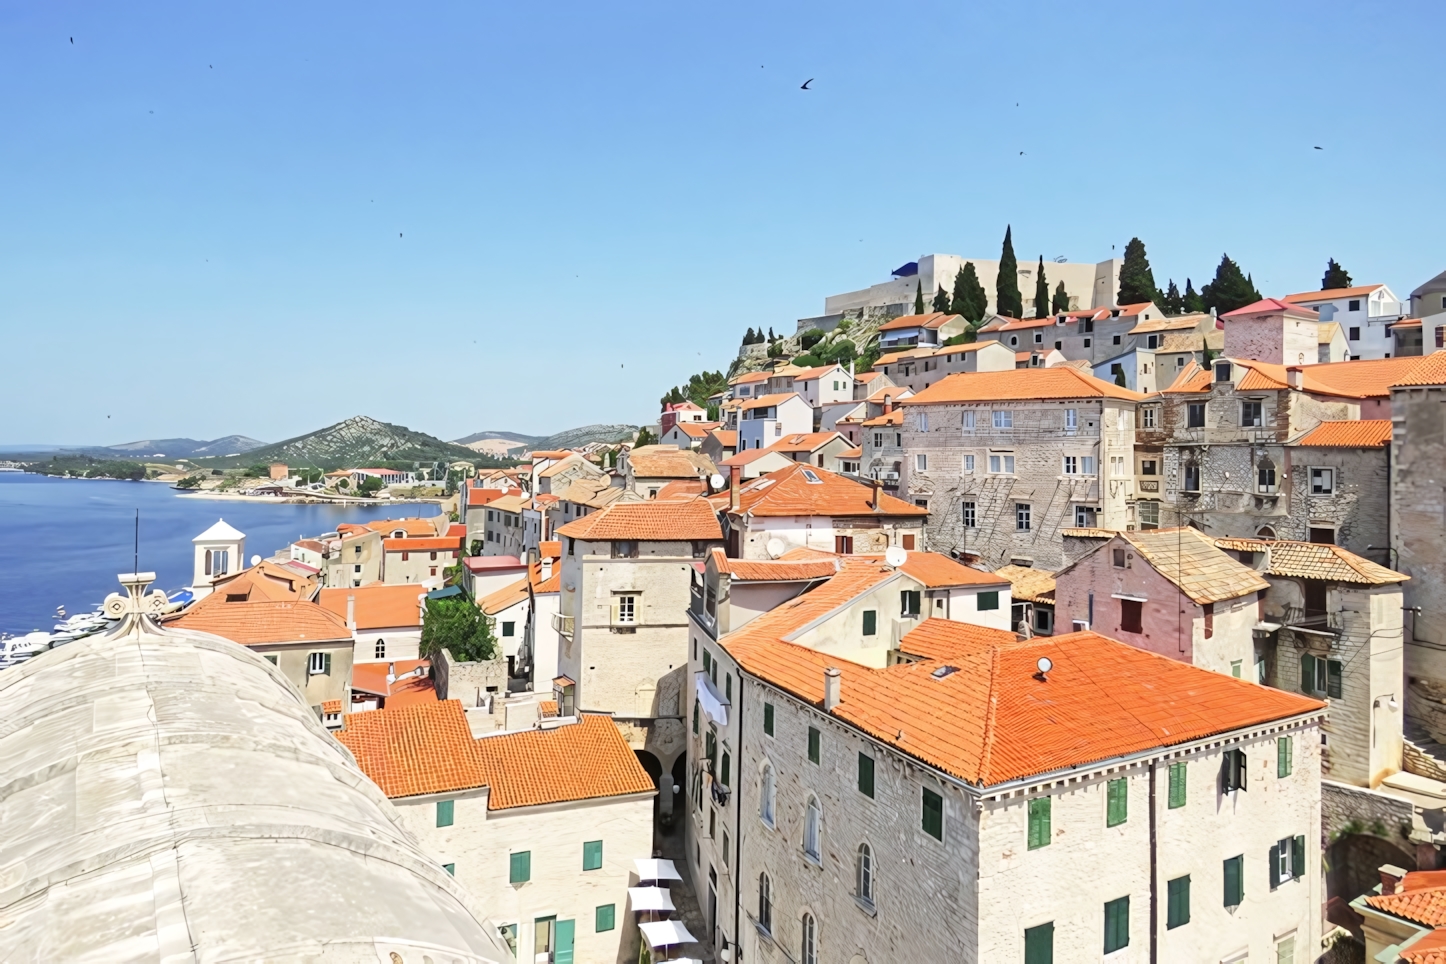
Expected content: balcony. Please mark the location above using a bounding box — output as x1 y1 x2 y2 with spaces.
550 612 574 639
1282 606 1340 635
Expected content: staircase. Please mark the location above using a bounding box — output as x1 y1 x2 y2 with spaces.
1403 717 1446 782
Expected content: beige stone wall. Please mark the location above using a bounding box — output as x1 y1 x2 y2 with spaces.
255 640 353 709
383 546 458 585
735 515 924 560
1393 383 1446 736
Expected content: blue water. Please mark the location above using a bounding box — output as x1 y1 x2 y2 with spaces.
0 474 439 633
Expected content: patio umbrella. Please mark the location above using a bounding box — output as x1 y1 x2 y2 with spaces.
639 919 696 950
628 886 676 914
634 857 683 883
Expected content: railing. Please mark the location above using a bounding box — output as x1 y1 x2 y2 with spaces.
551 612 574 639
1283 607 1341 633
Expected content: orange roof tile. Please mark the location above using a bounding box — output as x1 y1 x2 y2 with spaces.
322 699 343 714
898 552 1011 589
1107 528 1270 605
1293 419 1392 447
671 421 716 439
865 386 913 403
1395 351 1446 387
318 584 427 629
1299 356 1426 398
1281 284 1386 303
210 561 317 601
335 699 487 798
383 536 463 552
903 367 1146 404
707 463 927 519
841 446 861 458
710 429 738 447
167 597 352 645
861 409 904 427
538 700 559 717
1221 297 1320 320
365 518 436 537
556 496 724 541
1214 537 1406 585
996 564 1056 603
790 364 850 380
1365 872 1446 928
713 548 841 582
1161 361 1211 393
473 713 657 810
741 392 804 411
478 577 529 615
878 311 960 332
766 431 849 454
729 371 773 385
655 479 707 499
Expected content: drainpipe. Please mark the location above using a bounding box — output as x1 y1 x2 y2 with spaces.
1149 757 1158 964
731 665 746 964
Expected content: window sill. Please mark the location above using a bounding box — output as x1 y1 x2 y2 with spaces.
853 895 877 917
802 851 822 869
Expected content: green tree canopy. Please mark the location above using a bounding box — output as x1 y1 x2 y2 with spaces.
743 327 756 344
1322 258 1352 290
799 329 824 350
420 596 498 662
1051 280 1070 314
1117 237 1160 306
995 227 1023 318
952 263 988 323
932 284 951 313
914 279 924 315
660 371 728 409
634 427 658 447
1182 278 1205 313
1033 257 1050 318
1201 254 1261 315
356 475 384 497
1162 280 1183 315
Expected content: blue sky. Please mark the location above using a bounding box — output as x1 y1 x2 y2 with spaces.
2 1 1442 446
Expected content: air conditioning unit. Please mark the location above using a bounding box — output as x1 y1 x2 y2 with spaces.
884 472 899 481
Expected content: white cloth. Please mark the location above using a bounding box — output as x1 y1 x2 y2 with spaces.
694 671 729 727
634 857 683 883
628 886 675 913
639 919 697 948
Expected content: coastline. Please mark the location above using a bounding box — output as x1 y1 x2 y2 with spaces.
175 491 444 505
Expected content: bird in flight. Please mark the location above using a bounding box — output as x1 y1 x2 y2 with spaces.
1314 146 1323 150
1019 151 1025 156
801 79 813 90
70 37 74 44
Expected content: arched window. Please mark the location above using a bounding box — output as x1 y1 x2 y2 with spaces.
856 843 874 905
1257 526 1277 540
804 797 821 860
760 763 776 827
758 873 772 933
375 638 386 659
800 913 817 964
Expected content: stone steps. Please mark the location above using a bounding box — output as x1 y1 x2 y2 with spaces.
1403 718 1446 782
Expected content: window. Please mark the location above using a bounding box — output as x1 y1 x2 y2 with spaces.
1063 456 1078 474
721 751 731 788
962 411 976 432
1016 503 1031 531
764 702 775 736
918 412 929 432
1187 402 1206 428
1300 654 1342 697
509 851 531 884
1167 875 1190 929
922 786 944 840
989 453 1016 473
611 540 638 558
760 761 776 826
1259 465 1277 492
375 639 387 659
1027 796 1051 849
901 590 921 617
263 654 278 665
595 904 615 932
1081 456 1096 475
613 594 637 626
1113 334 1122 345
807 727 820 764
1183 464 1201 492
1278 935 1296 964
1168 762 1186 808
1214 362 1232 383
501 621 515 637
856 843 874 904
916 454 928 471
1241 401 1263 427
964 454 975 472
873 432 882 448
1310 467 1335 494
443 862 454 875
977 591 999 611
1110 455 1126 477
437 799 454 827
1106 777 1128 826
1139 405 1157 430
1065 408 1078 431
758 874 773 933
307 652 331 676
583 840 603 871
1348 299 1361 311
835 534 853 554
1120 599 1143 633
1138 501 1159 529
858 753 875 797
692 700 699 735
961 502 976 528
1223 854 1244 906
1222 748 1247 792
800 913 817 964
993 410 1012 429
1024 922 1054 964
804 797 821 860
862 610 877 636
1277 735 1293 777
1103 896 1130 953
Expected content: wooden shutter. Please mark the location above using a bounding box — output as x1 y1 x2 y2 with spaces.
1299 654 1316 695
1224 855 1242 905
1168 763 1186 808
922 787 943 840
1023 922 1053 964
1107 779 1127 827
554 918 574 964
609 597 620 626
858 753 874 798
863 610 877 636
807 727 820 764
763 703 774 736
322 652 332 676
595 904 616 933
1327 660 1343 698
583 840 602 871
1028 797 1050 850
1269 842 1280 890
1278 737 1292 777
509 850 530 883
1291 835 1306 879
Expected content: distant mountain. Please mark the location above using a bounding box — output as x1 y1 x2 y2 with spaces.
104 435 267 459
453 430 541 447
202 416 496 469
453 424 638 455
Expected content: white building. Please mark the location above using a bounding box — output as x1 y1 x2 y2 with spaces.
317 583 426 664
737 393 814 452
190 518 245 597
1282 284 1407 360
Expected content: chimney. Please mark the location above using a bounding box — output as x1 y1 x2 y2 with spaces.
729 465 741 512
541 557 553 581
872 478 883 513
883 397 894 415
1380 864 1408 896
823 667 841 711
346 594 356 631
1286 367 1303 390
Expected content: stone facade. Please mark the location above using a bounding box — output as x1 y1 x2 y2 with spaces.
1393 377 1446 736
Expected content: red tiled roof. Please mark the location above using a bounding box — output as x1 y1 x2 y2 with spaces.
729 370 773 385
765 431 849 454
655 479 707 499
473 713 657 810
1293 420 1392 448
898 552 1011 589
318 584 427 629
713 548 841 582
878 311 961 332
707 463 927 519
477 577 529 615
167 597 351 645
861 410 904 427
671 421 715 439
1220 297 1320 320
383 537 463 552
710 429 738 447
336 699 485 798
555 496 723 541
903 366 1145 404
790 364 849 380
1395 351 1446 388
463 556 526 572
741 392 804 411
1365 872 1446 928
990 315 1058 331
365 518 436 537
1281 284 1386 303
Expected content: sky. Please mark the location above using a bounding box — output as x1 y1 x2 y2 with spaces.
2 1 1443 446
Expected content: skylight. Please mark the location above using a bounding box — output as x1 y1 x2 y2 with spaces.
801 469 822 484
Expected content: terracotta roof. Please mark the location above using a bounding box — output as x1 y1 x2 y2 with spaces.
1213 538 1407 585
766 431 849 454
670 421 716 439
365 518 436 537
729 371 773 385
722 611 1322 786
1155 332 1205 354
322 699 342 714
1161 361 1211 393
335 699 487 798
1395 351 1446 388
719 448 795 468
294 539 326 553
1391 317 1423 329
1292 420 1392 447
707 463 927 519
991 315 1058 331
555 496 724 541
841 446 861 458
710 429 738 447
741 392 804 412
472 713 657 810
627 446 715 480
861 410 904 427
318 584 427 629
856 372 883 383
655 479 707 499
537 456 591 477
1402 930 1446 964
713 548 841 582
167 597 352 645
485 494 529 514
1129 313 1211 335
903 366 1146 404
874 346 942 367
1220 297 1321 320
210 561 316 601
383 537 463 552
462 556 526 572
538 700 559 718
528 449 574 460
790 364 849 380
996 564 1057 603
351 660 437 708
555 476 633 509
897 552 1011 589
1281 284 1386 303
1364 871 1446 928
477 577 529 615
877 312 960 332
1299 356 1426 398
1118 528 1270 604
865 386 914 403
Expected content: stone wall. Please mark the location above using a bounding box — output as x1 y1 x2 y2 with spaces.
1394 383 1446 727
433 649 507 706
1321 780 1413 850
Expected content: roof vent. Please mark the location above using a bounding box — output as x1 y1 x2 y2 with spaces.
931 665 959 680
801 469 821 484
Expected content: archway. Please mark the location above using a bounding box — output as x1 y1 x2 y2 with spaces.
1327 833 1416 905
635 749 664 830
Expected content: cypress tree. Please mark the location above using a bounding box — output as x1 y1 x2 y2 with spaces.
1200 254 1261 315
768 327 775 341
933 285 951 313
1182 278 1205 313
914 279 925 315
995 226 1023 318
1162 280 1183 315
1034 257 1050 318
1322 258 1352 290
744 327 756 345
1052 281 1070 314
1117 237 1160 306
954 262 988 323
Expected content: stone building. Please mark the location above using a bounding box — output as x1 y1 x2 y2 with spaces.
688 566 1325 964
898 366 1145 570
868 340 1016 394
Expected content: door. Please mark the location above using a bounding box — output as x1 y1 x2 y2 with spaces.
902 534 916 550
534 916 555 963
1303 581 1328 618
554 919 574 964
708 867 718 945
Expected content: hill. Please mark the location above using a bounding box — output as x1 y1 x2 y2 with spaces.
104 435 267 459
453 430 541 447
198 416 506 470
452 424 638 455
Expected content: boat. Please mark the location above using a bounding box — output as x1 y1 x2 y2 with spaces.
0 632 54 668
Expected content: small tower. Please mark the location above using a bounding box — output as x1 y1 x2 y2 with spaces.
192 519 246 596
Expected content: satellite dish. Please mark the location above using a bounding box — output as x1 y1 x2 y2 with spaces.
709 473 725 491
766 538 785 559
884 545 908 568
250 554 261 566
1036 656 1053 676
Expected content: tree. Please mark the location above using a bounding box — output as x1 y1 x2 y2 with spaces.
995 226 1023 318
800 329 824 350
932 285 951 313
743 327 756 345
1201 253 1261 315
634 427 657 447
914 280 924 315
952 263 988 323
1117 237 1160 306
469 539 484 557
356 475 384 497
1033 257 1050 318
419 596 498 663
1182 278 1205 313
1322 258 1352 290
1162 280 1183 315
768 327 775 341
1051 281 1070 314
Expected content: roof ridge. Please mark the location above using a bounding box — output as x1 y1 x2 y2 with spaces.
977 644 1004 783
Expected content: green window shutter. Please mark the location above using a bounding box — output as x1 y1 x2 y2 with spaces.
692 701 699 735
322 652 332 675
807 727 820 764
763 703 774 736
1292 835 1306 879
1269 842 1280 890
1166 875 1190 928
726 673 732 702
1103 896 1130 953
1168 763 1186 809
1028 796 1051 850
264 654 278 665
1299 654 1315 695
1223 854 1243 905
1023 921 1054 964
977 590 999 611
703 650 711 674
721 752 730 787
922 787 943 840
595 904 616 932
1278 736 1292 777
1106 778 1128 827
509 850 530 884
1327 660 1343 698
583 840 603 871
436 799 454 827
858 753 875 798
443 862 455 876
554 918 574 964
863 610 877 636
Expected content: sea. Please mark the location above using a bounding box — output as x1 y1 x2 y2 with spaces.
0 473 439 634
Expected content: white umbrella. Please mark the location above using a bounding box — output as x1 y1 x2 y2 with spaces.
634 857 683 883
639 920 697 950
628 886 676 913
